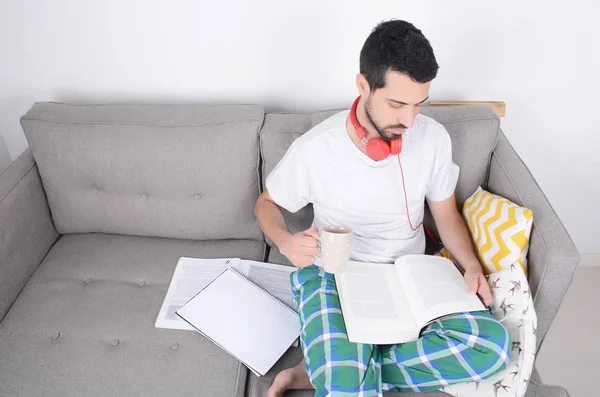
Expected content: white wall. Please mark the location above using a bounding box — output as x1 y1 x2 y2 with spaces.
0 0 598 253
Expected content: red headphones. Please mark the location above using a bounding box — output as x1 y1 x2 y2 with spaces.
350 96 402 161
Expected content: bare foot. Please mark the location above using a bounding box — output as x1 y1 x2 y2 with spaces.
267 360 314 397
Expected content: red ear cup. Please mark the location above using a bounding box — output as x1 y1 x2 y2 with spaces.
390 136 403 155
366 138 391 161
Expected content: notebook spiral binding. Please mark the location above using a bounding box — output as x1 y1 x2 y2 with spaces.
229 267 298 315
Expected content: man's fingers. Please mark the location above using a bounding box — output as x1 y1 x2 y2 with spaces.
466 274 478 295
478 276 494 306
299 254 318 267
292 248 319 262
468 284 477 295
300 235 318 248
305 247 319 257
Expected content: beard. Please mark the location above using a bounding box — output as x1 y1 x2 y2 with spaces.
365 97 407 142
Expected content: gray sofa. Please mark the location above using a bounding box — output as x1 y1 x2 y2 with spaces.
0 102 578 397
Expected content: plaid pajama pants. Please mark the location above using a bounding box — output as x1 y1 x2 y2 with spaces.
291 265 511 397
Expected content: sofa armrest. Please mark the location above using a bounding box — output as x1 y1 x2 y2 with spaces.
0 148 59 322
487 131 580 351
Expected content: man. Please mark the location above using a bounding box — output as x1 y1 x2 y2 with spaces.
255 20 510 397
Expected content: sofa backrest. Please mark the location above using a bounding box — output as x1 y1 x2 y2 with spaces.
21 103 265 241
260 105 501 242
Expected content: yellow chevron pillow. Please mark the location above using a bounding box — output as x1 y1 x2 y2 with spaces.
438 189 533 274
460 187 533 275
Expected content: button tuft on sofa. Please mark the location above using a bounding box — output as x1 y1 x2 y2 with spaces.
193 194 201 200
51 331 60 340
141 193 148 199
111 339 120 346
138 280 146 286
84 277 93 284
170 343 179 350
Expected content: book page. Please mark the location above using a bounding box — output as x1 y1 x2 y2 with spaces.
237 260 297 311
395 255 485 328
335 261 420 345
155 257 238 330
343 272 398 319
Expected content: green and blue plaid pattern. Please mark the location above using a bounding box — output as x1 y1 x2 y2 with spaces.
291 265 511 396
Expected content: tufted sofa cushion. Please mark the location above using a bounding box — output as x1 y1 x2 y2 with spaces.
20 103 265 241
0 233 266 397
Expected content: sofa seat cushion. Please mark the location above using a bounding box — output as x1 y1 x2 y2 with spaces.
0 233 265 397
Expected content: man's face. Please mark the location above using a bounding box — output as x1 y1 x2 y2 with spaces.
361 70 431 142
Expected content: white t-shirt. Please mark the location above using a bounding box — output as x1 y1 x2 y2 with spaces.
265 110 459 264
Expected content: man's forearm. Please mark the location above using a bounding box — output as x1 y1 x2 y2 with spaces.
436 212 483 273
254 195 293 250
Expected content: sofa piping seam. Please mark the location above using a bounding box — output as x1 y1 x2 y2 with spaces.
0 162 36 203
20 117 263 128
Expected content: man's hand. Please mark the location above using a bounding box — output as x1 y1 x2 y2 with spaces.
280 225 320 268
464 269 493 307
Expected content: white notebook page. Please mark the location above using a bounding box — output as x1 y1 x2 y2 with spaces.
176 267 300 376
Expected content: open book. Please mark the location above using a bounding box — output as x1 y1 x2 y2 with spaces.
335 254 486 345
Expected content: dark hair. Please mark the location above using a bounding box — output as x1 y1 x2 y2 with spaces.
360 20 438 90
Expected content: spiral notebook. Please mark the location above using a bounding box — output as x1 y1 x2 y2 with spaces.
176 267 300 376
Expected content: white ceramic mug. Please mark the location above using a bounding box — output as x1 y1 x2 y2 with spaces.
316 226 353 274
